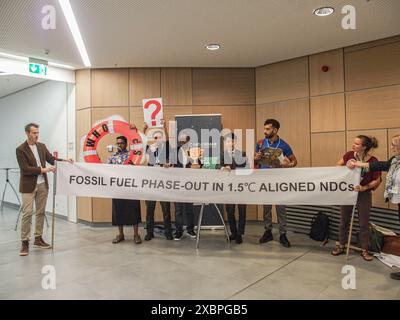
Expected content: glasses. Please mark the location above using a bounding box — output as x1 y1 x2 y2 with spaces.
116 142 126 145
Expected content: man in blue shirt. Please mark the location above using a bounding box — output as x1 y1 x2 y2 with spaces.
255 119 297 248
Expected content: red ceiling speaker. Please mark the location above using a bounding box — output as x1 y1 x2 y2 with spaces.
321 65 330 72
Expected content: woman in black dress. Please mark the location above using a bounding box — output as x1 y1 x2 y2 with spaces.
107 136 142 244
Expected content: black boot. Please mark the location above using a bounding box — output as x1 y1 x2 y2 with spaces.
235 235 243 244
144 232 154 241
279 233 291 248
390 272 400 280
259 230 273 244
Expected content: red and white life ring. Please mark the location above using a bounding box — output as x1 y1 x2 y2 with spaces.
83 120 144 165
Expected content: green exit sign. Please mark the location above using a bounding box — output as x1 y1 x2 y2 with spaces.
29 63 47 75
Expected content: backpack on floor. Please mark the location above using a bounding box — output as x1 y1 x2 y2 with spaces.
310 212 330 243
368 224 385 253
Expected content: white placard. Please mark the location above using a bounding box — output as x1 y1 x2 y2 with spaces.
143 98 164 128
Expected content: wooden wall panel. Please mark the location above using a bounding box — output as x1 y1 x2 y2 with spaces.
192 106 255 131
129 107 145 129
75 69 91 110
161 68 192 105
311 132 346 167
256 99 310 167
76 108 93 222
77 197 92 222
92 198 112 223
78 37 400 223
309 49 344 96
76 108 92 161
347 129 388 208
92 69 129 107
192 68 255 105
345 41 400 91
130 68 161 106
346 85 400 130
310 93 345 133
256 57 309 104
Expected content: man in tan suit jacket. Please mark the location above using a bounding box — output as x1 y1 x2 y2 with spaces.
16 123 71 256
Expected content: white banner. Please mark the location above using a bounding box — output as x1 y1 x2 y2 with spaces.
56 162 361 205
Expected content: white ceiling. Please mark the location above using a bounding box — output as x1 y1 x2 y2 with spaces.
0 73 46 98
0 0 399 68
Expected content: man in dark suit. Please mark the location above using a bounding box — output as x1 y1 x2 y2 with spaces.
171 133 197 240
220 133 249 244
142 120 173 241
16 123 71 256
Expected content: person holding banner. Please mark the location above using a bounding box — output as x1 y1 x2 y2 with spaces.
16 123 72 256
255 119 297 248
142 120 173 241
220 133 249 244
347 135 400 272
108 136 142 245
173 133 197 240
331 135 381 261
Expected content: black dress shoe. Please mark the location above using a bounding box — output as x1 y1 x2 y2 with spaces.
235 235 243 244
229 233 237 241
165 232 173 240
144 233 154 241
259 230 273 244
279 233 291 248
390 272 400 280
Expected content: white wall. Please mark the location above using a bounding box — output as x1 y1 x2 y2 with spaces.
0 80 76 221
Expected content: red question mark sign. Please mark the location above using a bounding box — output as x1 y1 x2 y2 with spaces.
144 100 162 126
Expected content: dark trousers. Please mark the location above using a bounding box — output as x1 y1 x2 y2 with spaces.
175 202 194 233
339 191 371 250
226 204 246 236
263 205 287 234
145 201 172 235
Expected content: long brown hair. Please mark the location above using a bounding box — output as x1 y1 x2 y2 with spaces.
357 135 378 153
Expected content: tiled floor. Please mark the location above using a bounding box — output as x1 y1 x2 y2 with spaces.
0 205 399 300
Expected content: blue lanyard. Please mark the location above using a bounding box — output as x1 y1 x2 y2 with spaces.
265 138 281 150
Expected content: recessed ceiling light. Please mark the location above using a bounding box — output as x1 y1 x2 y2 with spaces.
313 7 335 16
205 44 220 51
